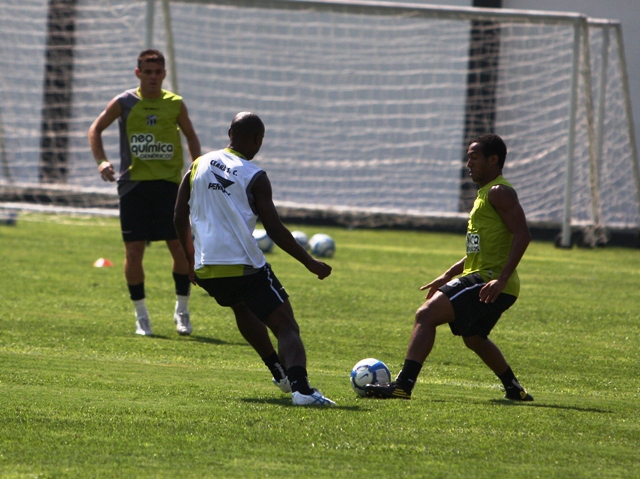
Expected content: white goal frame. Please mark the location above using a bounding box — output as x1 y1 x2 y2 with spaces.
149 0 640 246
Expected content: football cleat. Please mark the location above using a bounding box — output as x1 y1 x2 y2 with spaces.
292 390 336 406
272 377 292 393
364 382 412 400
174 311 193 335
504 387 534 401
135 317 153 336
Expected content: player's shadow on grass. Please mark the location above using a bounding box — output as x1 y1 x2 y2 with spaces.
241 397 361 410
146 334 243 346
186 335 244 346
489 399 612 414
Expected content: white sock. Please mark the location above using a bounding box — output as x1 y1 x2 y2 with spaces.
133 299 149 319
175 294 189 314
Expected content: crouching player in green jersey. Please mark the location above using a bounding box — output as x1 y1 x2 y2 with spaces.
366 134 533 401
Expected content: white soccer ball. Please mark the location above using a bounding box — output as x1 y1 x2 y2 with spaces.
253 228 274 253
291 230 310 250
309 233 335 258
350 358 391 397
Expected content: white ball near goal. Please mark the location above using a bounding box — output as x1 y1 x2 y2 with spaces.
350 358 391 397
309 233 335 258
253 228 274 253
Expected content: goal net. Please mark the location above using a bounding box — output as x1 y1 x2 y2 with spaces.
0 0 638 243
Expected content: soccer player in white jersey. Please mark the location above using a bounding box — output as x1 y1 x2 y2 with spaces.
174 112 335 406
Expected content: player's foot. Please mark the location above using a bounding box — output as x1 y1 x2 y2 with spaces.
135 317 153 336
272 376 292 393
364 382 412 399
504 387 534 401
174 311 192 335
292 389 336 406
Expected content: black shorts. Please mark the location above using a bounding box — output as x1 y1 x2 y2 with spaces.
438 272 517 338
119 180 179 242
195 264 290 322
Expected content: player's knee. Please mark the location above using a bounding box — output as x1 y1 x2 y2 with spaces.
415 303 438 327
416 293 454 328
272 322 301 345
265 310 299 336
125 242 145 260
462 335 484 351
278 315 300 335
125 251 144 265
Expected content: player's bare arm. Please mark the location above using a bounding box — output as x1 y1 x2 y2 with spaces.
420 257 466 299
479 184 531 303
88 97 122 182
177 102 201 161
174 169 196 284
252 172 331 280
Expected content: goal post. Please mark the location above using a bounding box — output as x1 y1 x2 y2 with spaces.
608 21 640 238
145 0 181 93
0 0 638 245
584 19 640 244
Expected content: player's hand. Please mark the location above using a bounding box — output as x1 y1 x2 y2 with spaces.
420 275 449 300
478 279 506 303
185 257 197 285
98 161 115 182
307 259 332 280
186 259 197 285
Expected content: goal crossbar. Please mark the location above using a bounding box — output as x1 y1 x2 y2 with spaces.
181 0 587 24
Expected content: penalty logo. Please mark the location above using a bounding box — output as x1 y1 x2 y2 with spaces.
208 172 235 195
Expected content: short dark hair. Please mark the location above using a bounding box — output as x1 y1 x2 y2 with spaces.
137 49 165 70
470 134 507 168
229 112 264 138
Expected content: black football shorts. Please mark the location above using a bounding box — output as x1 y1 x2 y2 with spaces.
195 264 290 322
119 180 179 242
438 272 517 338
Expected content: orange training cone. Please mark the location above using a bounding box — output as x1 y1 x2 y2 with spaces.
93 258 114 267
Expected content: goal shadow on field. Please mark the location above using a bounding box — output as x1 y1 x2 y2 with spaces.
488 399 612 414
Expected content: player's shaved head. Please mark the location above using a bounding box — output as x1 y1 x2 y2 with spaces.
227 112 265 160
229 112 264 138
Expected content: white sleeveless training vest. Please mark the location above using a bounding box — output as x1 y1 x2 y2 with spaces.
188 148 266 270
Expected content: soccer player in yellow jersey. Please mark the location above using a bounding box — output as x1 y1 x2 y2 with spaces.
366 134 533 401
88 50 201 336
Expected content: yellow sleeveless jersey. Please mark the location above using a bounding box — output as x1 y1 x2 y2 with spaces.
463 175 520 297
116 88 184 184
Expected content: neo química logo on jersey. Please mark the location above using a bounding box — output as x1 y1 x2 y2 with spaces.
130 133 174 160
466 233 480 253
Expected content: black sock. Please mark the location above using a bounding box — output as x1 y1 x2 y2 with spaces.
396 359 423 392
128 282 145 301
498 366 523 391
173 272 191 296
262 352 286 382
287 365 314 395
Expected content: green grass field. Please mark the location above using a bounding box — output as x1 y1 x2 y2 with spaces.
1 212 639 478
